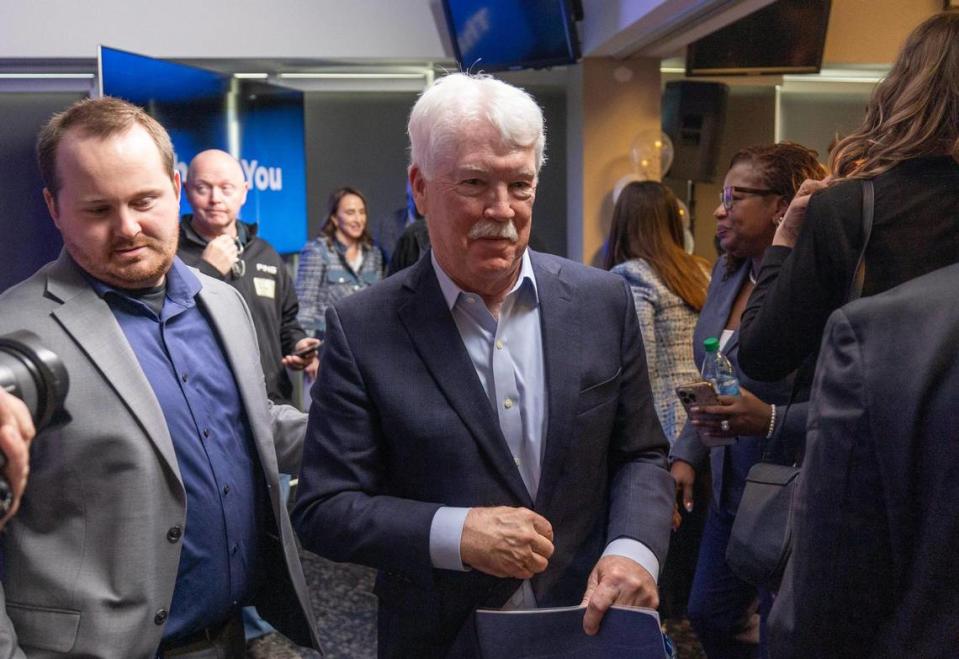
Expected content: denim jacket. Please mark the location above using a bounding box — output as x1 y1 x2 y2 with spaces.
295 236 384 339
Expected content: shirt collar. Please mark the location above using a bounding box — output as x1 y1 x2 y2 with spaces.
431 249 538 311
87 256 202 313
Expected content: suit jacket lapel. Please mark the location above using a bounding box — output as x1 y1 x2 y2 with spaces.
531 254 579 512
397 256 532 506
702 260 749 498
46 253 181 481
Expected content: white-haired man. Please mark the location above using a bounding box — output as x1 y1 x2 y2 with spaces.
292 73 673 657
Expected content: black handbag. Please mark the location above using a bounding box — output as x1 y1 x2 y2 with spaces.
725 462 800 590
725 180 875 592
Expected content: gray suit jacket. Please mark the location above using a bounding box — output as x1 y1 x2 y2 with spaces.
292 250 673 657
770 262 959 658
0 252 320 657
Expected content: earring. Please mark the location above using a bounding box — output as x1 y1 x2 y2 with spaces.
774 215 784 226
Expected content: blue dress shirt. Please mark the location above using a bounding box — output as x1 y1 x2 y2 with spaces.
427 251 659 608
90 258 267 641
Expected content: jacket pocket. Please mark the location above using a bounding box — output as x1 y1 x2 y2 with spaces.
576 367 622 415
7 602 80 652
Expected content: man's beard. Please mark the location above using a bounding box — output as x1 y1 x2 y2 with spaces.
68 233 177 289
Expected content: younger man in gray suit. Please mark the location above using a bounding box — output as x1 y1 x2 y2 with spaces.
0 97 320 656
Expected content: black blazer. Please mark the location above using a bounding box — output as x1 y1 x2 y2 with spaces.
291 250 674 657
739 156 959 383
769 262 959 658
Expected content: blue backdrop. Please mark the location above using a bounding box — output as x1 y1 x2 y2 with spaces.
100 47 308 254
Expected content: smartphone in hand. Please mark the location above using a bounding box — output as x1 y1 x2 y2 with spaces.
675 381 734 447
292 341 322 359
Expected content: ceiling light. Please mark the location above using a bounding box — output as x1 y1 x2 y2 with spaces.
278 72 427 80
0 73 94 79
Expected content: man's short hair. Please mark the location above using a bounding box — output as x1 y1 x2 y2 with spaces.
37 96 176 199
408 72 546 178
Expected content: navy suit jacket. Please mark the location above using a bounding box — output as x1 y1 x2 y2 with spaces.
671 257 807 513
292 250 673 657
770 262 959 658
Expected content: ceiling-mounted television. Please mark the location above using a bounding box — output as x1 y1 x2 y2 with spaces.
686 0 831 76
441 0 581 72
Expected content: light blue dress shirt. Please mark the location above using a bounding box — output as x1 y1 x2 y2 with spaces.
428 251 659 609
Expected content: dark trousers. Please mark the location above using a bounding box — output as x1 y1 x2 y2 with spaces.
659 468 710 619
158 614 246 658
688 505 771 659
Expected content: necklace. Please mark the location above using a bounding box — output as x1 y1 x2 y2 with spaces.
749 269 758 285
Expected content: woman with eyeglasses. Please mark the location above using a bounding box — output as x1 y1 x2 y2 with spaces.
670 142 827 659
738 11 959 385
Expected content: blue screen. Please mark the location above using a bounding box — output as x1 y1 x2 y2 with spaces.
443 0 579 72
100 47 307 253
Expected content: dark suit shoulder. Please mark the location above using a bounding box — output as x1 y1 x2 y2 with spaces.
842 261 959 327
531 251 630 297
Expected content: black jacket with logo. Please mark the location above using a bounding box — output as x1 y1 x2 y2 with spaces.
178 216 306 405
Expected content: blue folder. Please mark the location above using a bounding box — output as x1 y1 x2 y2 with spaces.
475 604 669 658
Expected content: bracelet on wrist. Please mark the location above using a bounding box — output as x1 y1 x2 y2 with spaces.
766 403 777 439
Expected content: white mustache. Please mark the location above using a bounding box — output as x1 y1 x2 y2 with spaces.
468 219 519 242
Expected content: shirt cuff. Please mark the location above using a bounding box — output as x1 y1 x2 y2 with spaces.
429 506 471 571
603 538 660 584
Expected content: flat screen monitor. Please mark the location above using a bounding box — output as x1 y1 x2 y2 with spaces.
686 0 831 76
99 46 308 254
442 0 580 72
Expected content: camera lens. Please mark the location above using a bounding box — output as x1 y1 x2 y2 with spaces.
0 330 69 430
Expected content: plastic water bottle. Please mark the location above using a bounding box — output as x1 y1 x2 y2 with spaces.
702 337 740 396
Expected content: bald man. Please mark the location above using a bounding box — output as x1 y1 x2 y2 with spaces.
179 150 318 405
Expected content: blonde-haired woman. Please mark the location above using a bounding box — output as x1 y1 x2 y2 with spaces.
739 10 959 383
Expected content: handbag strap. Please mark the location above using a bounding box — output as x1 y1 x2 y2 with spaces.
847 179 875 302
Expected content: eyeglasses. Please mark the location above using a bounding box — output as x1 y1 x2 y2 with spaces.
720 186 778 212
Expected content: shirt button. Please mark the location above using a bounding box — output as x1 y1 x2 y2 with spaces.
231 543 239 555
503 397 513 409
495 339 504 350
514 456 521 466
223 484 231 495
154 609 168 625
202 428 210 439
466 297 475 304
181 373 188 383
166 525 182 543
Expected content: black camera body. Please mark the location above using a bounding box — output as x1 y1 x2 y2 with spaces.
0 331 68 430
0 331 69 514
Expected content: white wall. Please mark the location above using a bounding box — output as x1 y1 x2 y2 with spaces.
0 0 449 60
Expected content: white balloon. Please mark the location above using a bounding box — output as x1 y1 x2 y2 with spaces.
675 199 694 253
629 130 675 179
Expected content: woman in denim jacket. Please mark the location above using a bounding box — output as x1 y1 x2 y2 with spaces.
296 186 385 339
